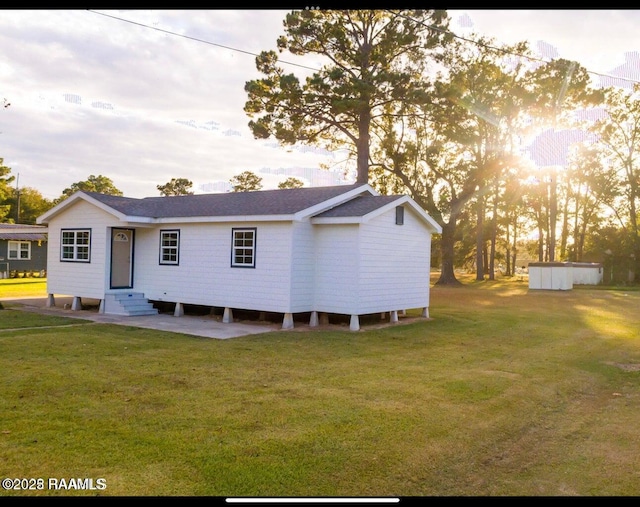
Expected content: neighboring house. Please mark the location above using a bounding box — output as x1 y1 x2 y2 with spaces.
0 223 48 277
36 183 442 331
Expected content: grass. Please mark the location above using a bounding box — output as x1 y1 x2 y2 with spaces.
0 278 47 299
1 276 640 496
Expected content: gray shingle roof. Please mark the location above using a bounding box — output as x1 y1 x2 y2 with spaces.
313 194 402 218
0 223 48 240
84 184 364 218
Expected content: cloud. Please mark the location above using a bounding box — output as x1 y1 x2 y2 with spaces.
1 9 639 200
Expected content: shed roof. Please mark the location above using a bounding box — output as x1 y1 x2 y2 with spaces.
0 223 48 241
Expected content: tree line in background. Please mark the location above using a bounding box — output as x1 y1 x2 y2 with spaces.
2 10 639 285
0 166 308 226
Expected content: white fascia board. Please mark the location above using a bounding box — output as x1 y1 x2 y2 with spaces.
1 226 48 233
309 195 443 233
38 191 128 224
119 218 156 227
311 216 364 225
391 196 441 233
36 191 86 224
355 195 441 231
405 199 442 233
294 184 376 221
153 214 295 224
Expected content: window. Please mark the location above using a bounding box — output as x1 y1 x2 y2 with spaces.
396 205 405 225
160 230 180 265
8 241 31 260
61 229 91 262
231 228 256 268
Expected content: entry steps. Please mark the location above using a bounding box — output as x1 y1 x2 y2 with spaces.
103 292 158 316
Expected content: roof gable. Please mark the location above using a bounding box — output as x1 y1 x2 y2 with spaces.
311 194 442 233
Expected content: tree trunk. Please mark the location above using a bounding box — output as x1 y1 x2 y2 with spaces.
559 195 570 261
475 196 484 281
488 194 498 280
505 218 511 277
511 216 518 277
435 219 462 286
356 107 371 184
548 171 557 261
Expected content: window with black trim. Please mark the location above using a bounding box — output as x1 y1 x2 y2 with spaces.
160 230 180 265
231 228 256 267
61 229 91 262
8 241 31 260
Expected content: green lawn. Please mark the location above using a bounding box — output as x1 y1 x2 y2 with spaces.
1 277 639 496
0 278 47 299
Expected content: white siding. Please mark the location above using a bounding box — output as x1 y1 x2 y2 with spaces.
528 263 573 290
357 206 431 313
45 200 118 299
313 224 360 314
289 221 316 312
136 222 295 313
43 196 436 320
572 263 603 285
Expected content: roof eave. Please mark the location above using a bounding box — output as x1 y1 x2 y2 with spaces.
310 217 364 225
154 214 295 224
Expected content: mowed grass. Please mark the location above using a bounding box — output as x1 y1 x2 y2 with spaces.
1 276 640 496
0 278 47 299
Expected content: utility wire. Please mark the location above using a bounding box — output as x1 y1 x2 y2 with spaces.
87 9 319 72
88 9 640 86
389 9 640 86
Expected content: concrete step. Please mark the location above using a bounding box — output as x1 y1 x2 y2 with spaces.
103 293 158 316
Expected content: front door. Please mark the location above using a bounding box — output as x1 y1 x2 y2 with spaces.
110 228 134 289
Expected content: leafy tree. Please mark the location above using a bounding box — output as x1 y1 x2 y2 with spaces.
4 186 53 224
522 58 605 261
244 9 452 185
56 174 123 203
278 177 305 189
0 157 15 201
557 145 617 262
0 157 16 222
230 171 263 192
157 178 194 196
370 34 534 285
589 84 640 280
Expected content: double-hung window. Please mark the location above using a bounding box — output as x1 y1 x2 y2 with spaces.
8 241 31 260
61 229 91 262
159 230 180 265
231 228 256 268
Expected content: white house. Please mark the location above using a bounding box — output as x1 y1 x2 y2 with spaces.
36 183 442 331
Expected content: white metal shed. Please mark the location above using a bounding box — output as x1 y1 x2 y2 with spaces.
572 262 603 285
528 262 573 290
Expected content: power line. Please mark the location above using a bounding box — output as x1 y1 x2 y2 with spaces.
90 9 640 87
390 9 640 87
86 10 320 72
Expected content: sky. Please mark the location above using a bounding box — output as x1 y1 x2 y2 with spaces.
1 9 639 201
